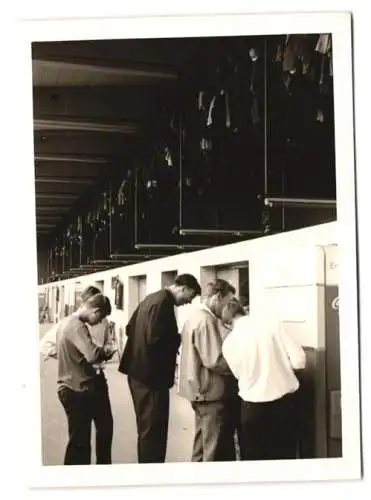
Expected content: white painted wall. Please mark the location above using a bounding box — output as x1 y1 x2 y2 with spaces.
256 245 326 349
39 221 338 348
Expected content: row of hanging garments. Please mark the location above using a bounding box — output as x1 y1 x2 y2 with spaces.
47 33 335 264
275 34 333 129
58 190 112 266
178 41 263 232
111 170 136 253
275 34 332 80
64 165 139 262
135 117 179 241
179 34 333 234
184 34 333 149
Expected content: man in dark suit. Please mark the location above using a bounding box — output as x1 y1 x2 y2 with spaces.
118 274 201 463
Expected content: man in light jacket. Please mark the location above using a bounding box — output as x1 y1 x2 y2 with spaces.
178 278 237 462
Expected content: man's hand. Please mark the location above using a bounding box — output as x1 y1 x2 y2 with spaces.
44 353 58 361
104 346 117 360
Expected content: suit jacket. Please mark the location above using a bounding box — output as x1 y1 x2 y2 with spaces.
118 289 181 389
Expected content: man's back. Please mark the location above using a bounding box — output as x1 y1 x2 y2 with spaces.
57 315 103 392
222 315 306 403
118 289 179 388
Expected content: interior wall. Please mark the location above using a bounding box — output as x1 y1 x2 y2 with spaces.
40 221 337 335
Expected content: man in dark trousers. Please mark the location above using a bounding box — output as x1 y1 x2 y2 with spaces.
118 274 201 463
57 293 117 465
40 286 115 464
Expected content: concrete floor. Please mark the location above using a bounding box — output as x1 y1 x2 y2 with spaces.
39 323 194 465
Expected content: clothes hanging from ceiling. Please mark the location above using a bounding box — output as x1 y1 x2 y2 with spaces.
249 56 258 93
114 279 124 310
282 35 299 73
248 50 261 125
205 90 232 130
200 137 212 152
164 146 173 167
281 35 317 76
275 42 284 63
315 34 332 55
251 96 260 125
298 36 316 76
117 179 129 207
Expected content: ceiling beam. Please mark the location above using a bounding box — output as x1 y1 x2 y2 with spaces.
35 154 109 164
37 223 57 228
35 193 78 200
31 37 200 68
35 163 102 179
37 215 61 220
36 205 72 211
34 133 134 157
34 118 141 135
33 59 178 86
33 86 158 122
35 177 95 185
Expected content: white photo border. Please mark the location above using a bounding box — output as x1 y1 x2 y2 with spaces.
18 11 361 489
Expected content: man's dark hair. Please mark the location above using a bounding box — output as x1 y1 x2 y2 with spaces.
101 296 112 316
205 278 236 298
86 293 112 316
175 274 201 296
81 286 101 302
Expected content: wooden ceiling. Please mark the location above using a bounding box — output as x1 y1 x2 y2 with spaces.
33 37 203 241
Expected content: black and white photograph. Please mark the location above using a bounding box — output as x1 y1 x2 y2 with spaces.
18 10 361 489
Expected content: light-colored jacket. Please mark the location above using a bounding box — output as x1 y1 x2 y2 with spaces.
177 305 237 402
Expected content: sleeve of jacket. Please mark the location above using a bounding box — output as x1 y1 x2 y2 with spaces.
71 324 108 364
193 316 232 376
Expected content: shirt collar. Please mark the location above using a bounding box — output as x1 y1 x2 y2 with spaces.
200 303 218 320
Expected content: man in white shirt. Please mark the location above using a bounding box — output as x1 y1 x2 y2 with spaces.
221 299 306 461
39 285 116 464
